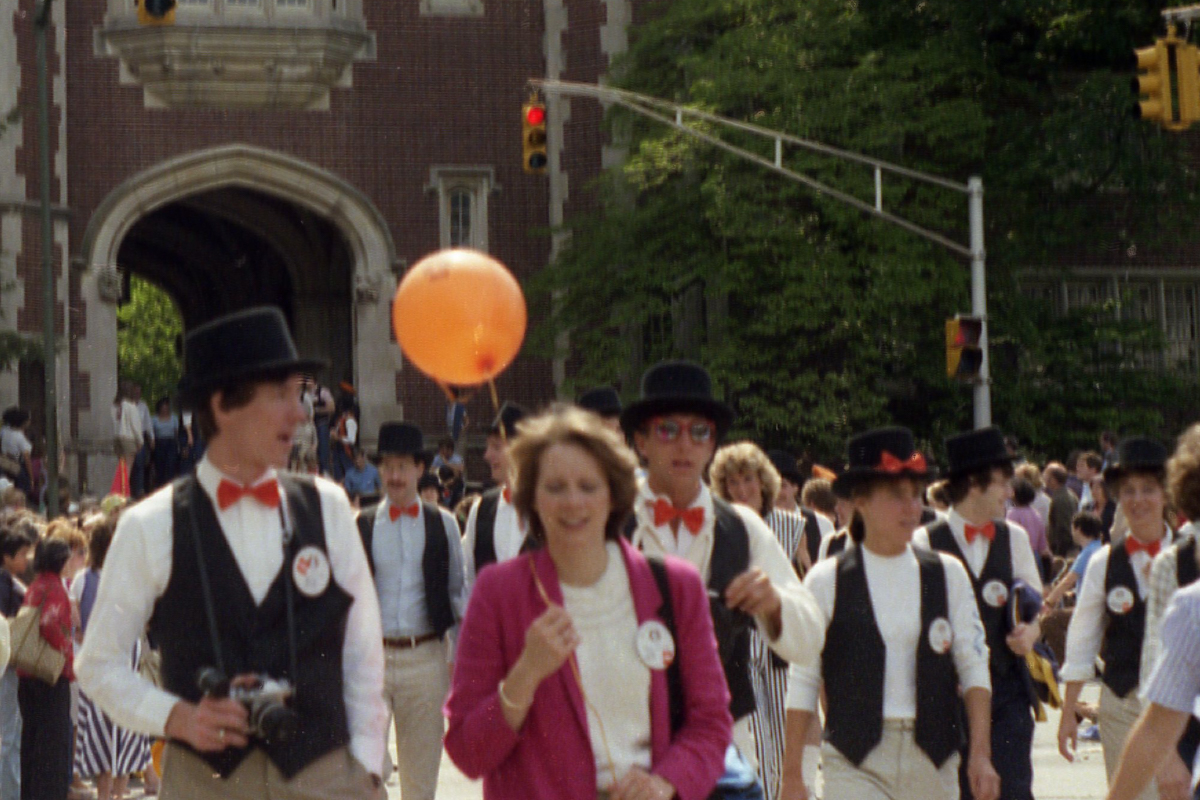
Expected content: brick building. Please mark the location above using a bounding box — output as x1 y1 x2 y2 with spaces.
1 0 634 493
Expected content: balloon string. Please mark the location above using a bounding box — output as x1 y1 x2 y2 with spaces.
489 380 504 443
434 380 456 404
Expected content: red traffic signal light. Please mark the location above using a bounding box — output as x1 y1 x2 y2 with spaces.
946 316 983 380
522 102 548 174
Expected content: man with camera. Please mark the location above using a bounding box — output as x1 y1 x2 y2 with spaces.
77 307 388 800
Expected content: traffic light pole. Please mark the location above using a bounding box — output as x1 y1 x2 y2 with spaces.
35 0 59 516
531 78 993 428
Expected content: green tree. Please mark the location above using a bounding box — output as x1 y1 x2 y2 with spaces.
117 276 182 408
530 0 1199 462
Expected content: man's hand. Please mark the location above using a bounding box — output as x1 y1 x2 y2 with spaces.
725 568 783 637
1058 710 1079 762
163 697 249 752
1155 750 1192 800
967 752 1001 800
1006 621 1039 657
610 766 675 800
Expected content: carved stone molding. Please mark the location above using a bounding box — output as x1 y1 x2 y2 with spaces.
94 3 375 110
95 265 123 303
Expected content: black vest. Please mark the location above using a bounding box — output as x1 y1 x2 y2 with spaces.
822 546 963 767
473 488 504 574
1102 544 1146 698
801 508 822 565
356 501 455 638
149 476 353 779
709 498 756 720
825 530 849 559
927 520 1035 705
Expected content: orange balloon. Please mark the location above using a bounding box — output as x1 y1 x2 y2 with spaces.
392 249 527 385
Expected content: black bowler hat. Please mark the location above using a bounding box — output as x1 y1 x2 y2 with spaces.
1103 436 1168 483
832 427 931 498
943 427 1013 478
577 387 622 419
768 449 804 485
620 361 734 438
180 306 325 400
375 422 428 467
417 473 442 493
490 402 529 439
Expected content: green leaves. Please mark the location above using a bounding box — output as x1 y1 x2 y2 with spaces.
116 276 182 407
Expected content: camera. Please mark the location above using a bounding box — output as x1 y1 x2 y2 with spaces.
196 668 300 743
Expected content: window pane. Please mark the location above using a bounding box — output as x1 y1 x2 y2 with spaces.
449 189 471 247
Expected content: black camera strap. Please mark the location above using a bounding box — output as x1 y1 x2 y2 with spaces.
186 476 300 687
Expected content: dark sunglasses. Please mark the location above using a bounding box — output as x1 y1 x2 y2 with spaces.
649 418 715 444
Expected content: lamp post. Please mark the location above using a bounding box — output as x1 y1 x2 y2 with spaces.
35 0 58 517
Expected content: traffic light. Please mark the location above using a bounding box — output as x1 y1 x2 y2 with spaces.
522 102 548 175
946 316 983 381
1134 39 1171 126
1132 26 1200 132
138 0 176 25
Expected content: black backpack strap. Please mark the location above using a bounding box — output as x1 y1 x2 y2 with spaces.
356 504 378 576
646 557 685 736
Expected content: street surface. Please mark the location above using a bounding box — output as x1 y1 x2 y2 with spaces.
114 685 1110 799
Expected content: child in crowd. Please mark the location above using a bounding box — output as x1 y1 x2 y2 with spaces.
1043 512 1105 610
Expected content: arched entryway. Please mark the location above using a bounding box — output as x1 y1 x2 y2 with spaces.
75 145 401 493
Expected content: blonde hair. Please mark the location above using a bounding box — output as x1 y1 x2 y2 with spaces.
1168 423 1200 521
44 518 87 553
508 404 640 546
710 441 781 516
1015 462 1044 490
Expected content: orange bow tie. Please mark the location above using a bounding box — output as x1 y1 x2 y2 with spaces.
652 498 705 534
878 450 927 473
216 479 280 511
964 521 995 544
389 503 420 522
1125 536 1161 559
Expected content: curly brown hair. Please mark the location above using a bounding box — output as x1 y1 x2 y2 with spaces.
710 441 781 517
508 404 640 547
1168 423 1200 521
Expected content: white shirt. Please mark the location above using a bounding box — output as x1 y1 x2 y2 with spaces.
913 509 1044 594
629 480 825 751
785 544 990 715
371 501 466 639
1061 525 1174 683
560 542 651 791
462 489 526 591
0 427 31 460
111 400 143 446
75 458 389 774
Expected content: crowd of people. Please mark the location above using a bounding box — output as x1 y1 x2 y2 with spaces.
1 304 1199 800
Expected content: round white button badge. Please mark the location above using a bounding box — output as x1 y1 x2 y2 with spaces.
635 620 676 671
292 546 331 598
1107 586 1135 615
982 579 1009 608
928 617 954 654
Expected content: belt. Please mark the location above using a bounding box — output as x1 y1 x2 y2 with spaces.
382 633 439 649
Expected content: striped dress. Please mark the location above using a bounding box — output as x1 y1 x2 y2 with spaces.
73 569 152 779
750 508 806 800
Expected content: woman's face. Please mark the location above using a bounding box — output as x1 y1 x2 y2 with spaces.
1119 473 1165 538
533 442 613 550
855 478 924 550
725 469 763 512
1090 478 1107 505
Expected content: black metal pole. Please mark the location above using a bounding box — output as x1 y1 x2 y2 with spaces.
35 0 58 517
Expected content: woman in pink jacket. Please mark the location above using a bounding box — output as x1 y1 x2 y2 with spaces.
445 405 733 800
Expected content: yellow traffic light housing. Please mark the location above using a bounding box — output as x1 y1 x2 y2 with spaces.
1134 40 1171 125
522 102 548 175
946 316 984 381
138 0 176 25
1176 42 1200 128
1133 26 1200 131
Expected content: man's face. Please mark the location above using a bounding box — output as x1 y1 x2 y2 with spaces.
213 376 307 473
132 384 142 401
379 454 424 506
483 434 511 485
419 486 440 505
3 545 30 575
972 467 1012 520
440 443 454 459
353 452 367 471
633 413 717 497
1075 457 1094 481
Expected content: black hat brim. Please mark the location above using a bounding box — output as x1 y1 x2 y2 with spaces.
1102 462 1164 484
832 465 933 498
620 396 734 438
181 357 327 402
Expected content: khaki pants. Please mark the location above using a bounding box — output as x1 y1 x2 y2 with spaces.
160 744 384 800
1099 683 1158 800
383 638 449 800
822 720 961 800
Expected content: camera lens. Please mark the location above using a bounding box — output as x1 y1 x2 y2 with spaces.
253 699 299 743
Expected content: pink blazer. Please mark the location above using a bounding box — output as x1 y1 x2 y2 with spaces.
444 537 732 800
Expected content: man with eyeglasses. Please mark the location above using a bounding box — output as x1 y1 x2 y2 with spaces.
622 360 824 797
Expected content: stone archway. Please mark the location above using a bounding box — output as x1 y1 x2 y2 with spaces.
75 145 402 493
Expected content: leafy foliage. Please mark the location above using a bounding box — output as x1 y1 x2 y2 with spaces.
530 0 1200 463
117 276 182 407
